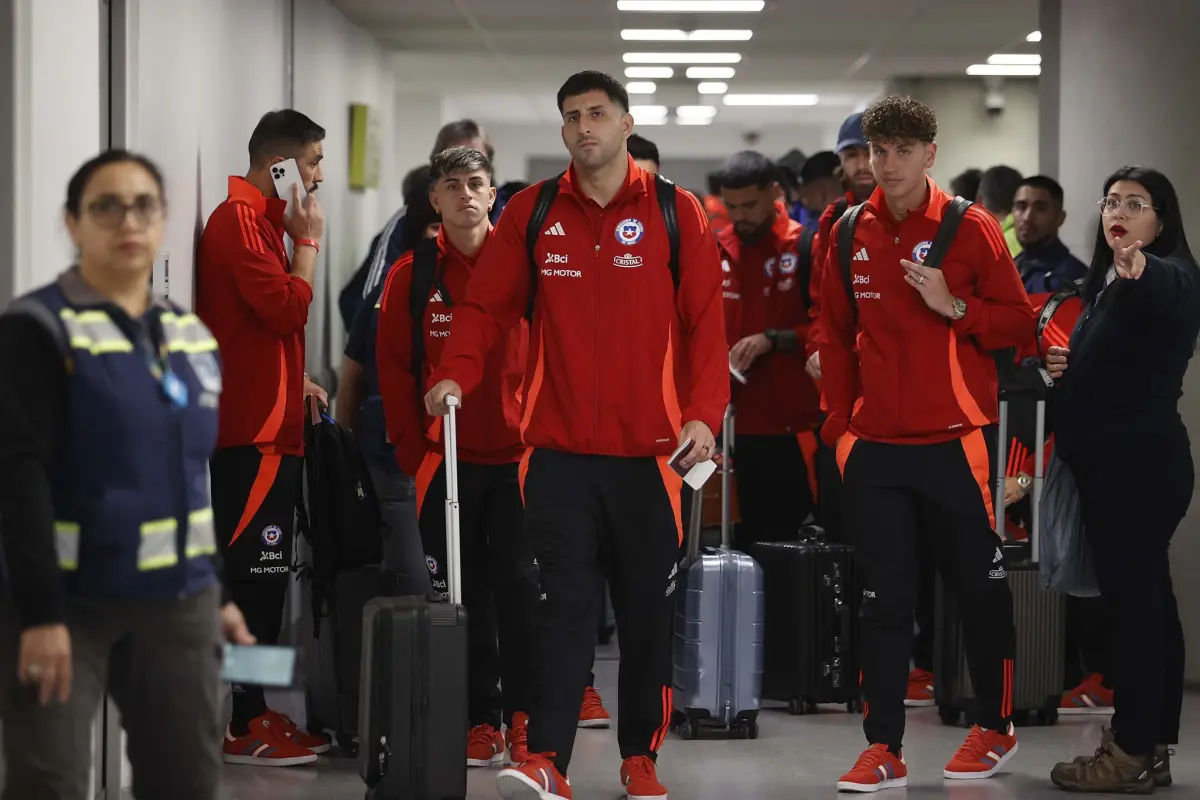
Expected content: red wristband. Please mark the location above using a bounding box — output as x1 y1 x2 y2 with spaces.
296 238 319 253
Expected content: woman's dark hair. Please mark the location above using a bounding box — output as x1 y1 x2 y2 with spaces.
1080 166 1194 302
65 150 166 217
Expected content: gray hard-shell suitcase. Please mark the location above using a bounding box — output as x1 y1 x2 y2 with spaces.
670 406 765 740
935 395 1067 727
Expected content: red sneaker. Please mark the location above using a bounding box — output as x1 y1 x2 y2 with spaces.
467 723 505 768
265 710 331 754
621 756 668 799
943 723 1018 780
1060 674 1114 716
506 712 530 765
578 686 611 729
496 752 571 799
222 714 318 767
836 744 908 793
904 668 935 708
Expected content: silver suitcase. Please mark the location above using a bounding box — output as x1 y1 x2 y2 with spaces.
670 406 764 740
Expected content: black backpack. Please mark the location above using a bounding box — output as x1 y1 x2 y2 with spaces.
522 172 682 319
297 396 384 629
790 196 850 311
837 195 972 317
406 237 443 397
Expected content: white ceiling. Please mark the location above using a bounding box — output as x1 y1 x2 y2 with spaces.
331 0 1040 126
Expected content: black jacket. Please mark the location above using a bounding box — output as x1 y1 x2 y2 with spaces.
1053 253 1200 459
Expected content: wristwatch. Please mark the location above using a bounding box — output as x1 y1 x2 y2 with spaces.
1016 474 1032 491
950 296 967 320
763 329 779 350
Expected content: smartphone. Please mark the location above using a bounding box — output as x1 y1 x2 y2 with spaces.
220 644 297 688
668 439 695 478
269 158 307 217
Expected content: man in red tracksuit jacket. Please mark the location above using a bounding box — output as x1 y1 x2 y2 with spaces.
716 150 822 549
425 71 728 800
818 96 1036 792
196 109 331 765
376 146 538 771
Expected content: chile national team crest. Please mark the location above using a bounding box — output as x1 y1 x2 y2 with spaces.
261 525 282 546
615 218 645 246
426 555 439 574
778 252 798 275
913 240 933 264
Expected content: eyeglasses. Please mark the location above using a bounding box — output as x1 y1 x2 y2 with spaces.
1097 197 1158 218
86 194 165 230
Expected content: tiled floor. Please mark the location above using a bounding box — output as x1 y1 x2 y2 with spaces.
220 650 1200 800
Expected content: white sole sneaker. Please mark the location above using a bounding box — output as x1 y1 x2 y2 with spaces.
577 718 612 729
496 767 570 799
837 776 907 793
944 741 1018 780
223 751 317 767
1059 706 1114 716
903 698 935 708
468 750 506 768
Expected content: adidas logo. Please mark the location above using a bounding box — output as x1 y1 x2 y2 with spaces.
544 221 566 236
668 562 678 580
993 547 1003 564
430 290 444 303
853 247 870 262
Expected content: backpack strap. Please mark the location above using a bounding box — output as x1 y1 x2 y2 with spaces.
654 174 681 291
795 226 816 310
407 238 440 390
524 173 565 320
4 297 71 362
837 203 866 316
922 196 973 270
1036 289 1076 349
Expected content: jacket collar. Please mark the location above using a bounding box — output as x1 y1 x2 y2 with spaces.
560 155 649 206
57 265 170 313
866 175 943 225
436 224 495 267
227 176 287 226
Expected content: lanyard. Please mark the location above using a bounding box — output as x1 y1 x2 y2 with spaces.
142 312 189 409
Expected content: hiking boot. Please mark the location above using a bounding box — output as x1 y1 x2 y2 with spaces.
1051 740 1156 793
1081 728 1172 788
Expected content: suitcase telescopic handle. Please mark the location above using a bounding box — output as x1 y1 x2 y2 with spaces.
444 395 463 606
995 394 1047 561
685 480 704 563
720 404 734 549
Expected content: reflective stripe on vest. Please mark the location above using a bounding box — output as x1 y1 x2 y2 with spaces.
59 309 133 355
160 312 219 354
54 508 217 572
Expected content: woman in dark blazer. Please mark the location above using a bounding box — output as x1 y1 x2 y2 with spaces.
1046 166 1198 793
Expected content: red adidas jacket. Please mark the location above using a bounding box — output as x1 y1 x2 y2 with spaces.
430 157 729 457
819 177 1036 447
718 207 821 435
196 177 312 456
376 229 526 477
1014 291 1082 476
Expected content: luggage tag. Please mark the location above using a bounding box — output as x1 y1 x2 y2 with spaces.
162 369 189 408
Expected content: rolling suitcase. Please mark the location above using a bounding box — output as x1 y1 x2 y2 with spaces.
935 395 1066 728
671 405 765 740
753 529 861 715
359 396 469 799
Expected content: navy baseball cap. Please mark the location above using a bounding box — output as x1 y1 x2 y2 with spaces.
835 112 867 154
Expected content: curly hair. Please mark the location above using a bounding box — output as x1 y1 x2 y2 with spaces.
861 96 938 145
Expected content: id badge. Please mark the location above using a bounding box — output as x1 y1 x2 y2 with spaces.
162 370 189 408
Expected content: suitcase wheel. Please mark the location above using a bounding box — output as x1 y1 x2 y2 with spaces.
1036 707 1059 726
675 717 699 741
938 705 962 727
742 718 760 740
786 698 816 716
336 732 359 758
846 698 864 714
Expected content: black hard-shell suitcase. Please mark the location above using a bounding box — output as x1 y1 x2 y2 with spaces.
935 396 1066 728
358 396 468 799
754 530 862 715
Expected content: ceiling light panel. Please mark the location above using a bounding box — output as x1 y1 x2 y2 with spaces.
621 29 753 41
624 81 657 94
685 66 736 79
676 117 714 125
966 64 1041 76
676 104 718 117
1026 30 1042 42
987 54 1042 65
624 66 674 78
697 81 728 94
623 52 742 64
617 1 765 11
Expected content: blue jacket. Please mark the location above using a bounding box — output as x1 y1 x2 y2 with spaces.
9 269 220 600
1016 239 1089 294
